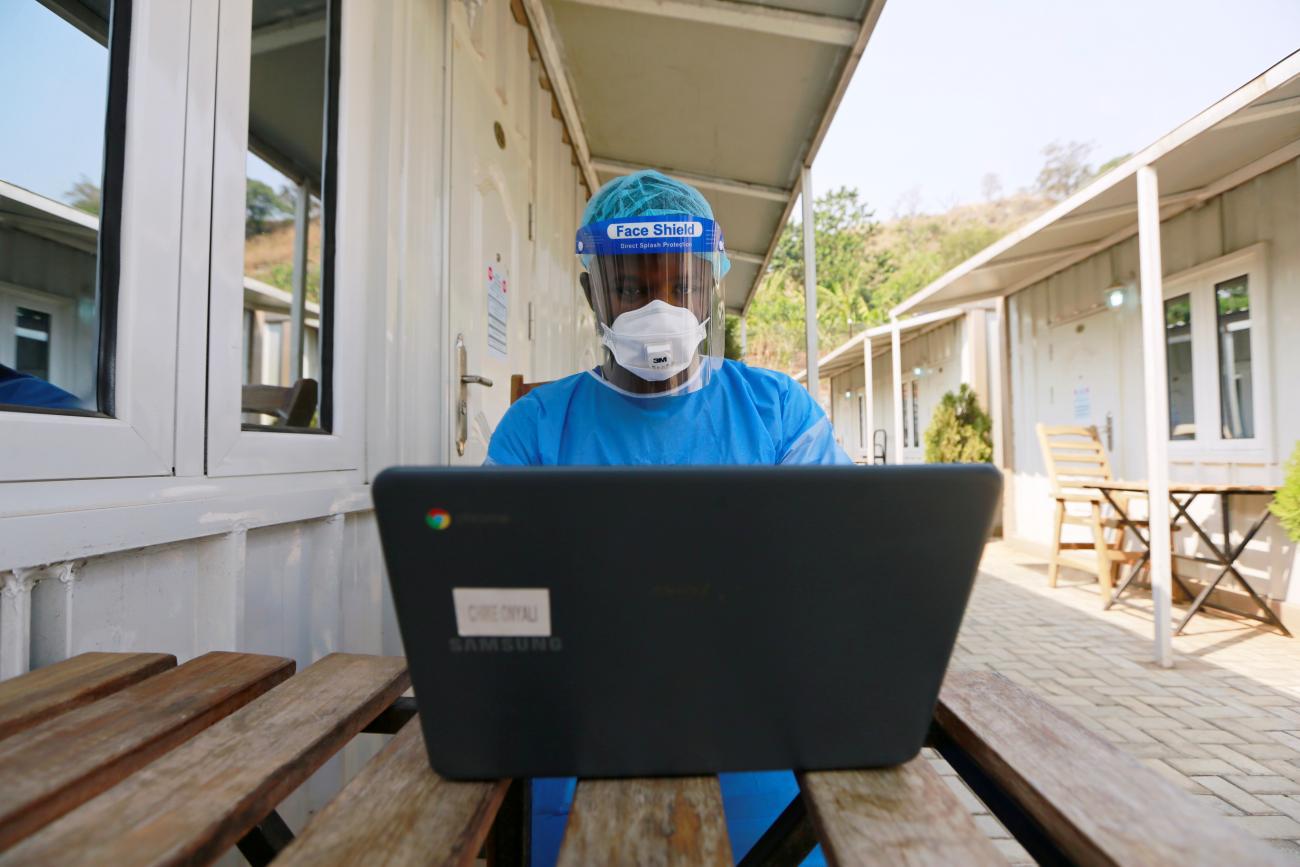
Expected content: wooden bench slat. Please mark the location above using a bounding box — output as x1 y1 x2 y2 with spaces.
275 719 508 867
935 671 1290 866
0 651 292 850
798 759 1006 867
0 653 407 867
0 652 176 741
557 777 732 867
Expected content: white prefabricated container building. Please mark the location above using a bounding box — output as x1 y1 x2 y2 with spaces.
799 306 993 464
0 0 886 821
895 51 1300 648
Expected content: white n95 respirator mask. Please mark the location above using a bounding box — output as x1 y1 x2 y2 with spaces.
599 300 709 382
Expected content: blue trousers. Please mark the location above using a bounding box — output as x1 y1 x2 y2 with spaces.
531 772 826 865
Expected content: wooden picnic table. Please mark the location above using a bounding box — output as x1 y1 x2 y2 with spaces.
0 650 1286 866
1083 480 1288 636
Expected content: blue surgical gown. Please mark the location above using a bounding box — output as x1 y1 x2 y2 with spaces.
486 358 851 865
487 359 852 467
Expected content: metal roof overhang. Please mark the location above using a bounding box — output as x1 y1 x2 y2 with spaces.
525 0 887 314
892 51 1300 319
0 180 99 254
794 306 965 382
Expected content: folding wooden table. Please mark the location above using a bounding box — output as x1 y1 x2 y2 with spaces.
0 651 1285 866
1084 480 1289 636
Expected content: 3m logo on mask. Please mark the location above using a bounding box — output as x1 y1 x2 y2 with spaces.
646 342 672 369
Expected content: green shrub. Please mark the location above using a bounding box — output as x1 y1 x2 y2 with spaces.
1271 441 1300 542
924 384 992 464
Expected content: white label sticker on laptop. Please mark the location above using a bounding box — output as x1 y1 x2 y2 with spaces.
452 588 551 637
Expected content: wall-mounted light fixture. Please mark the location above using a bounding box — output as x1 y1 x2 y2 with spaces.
1105 284 1126 309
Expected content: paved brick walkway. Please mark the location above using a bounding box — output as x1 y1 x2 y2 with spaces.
939 542 1300 862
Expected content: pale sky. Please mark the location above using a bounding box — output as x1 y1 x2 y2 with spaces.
815 0 1300 216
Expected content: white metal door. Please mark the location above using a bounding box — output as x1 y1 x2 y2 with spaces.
1048 310 1124 472
447 20 529 464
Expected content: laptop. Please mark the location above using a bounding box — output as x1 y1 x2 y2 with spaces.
373 464 1001 780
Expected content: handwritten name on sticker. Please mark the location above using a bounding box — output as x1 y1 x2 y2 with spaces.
452 588 551 637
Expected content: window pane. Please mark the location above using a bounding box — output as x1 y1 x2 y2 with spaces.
0 1 118 413
15 308 52 381
1215 275 1254 439
1164 294 1195 440
901 384 909 448
911 381 920 447
857 394 864 449
240 0 331 431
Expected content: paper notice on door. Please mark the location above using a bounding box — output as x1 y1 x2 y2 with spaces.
1073 386 1091 423
487 263 508 359
452 588 551 636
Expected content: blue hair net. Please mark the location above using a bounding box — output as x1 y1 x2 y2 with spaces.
580 170 730 278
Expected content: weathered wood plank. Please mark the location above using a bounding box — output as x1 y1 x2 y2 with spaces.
276 719 508 867
0 652 176 740
0 653 408 867
935 671 1290 866
0 651 291 850
557 777 732 867
798 759 1006 867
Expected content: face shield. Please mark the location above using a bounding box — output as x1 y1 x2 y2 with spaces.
577 213 728 395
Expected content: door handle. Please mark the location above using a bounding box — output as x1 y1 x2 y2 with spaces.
454 334 493 457
1104 411 1114 452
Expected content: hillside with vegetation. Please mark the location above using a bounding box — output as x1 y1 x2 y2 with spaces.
738 141 1129 374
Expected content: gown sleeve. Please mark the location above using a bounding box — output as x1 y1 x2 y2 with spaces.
775 375 855 466
485 396 543 465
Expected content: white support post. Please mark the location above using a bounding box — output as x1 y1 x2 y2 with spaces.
862 336 874 462
801 167 820 404
991 297 1009 469
891 318 903 464
1137 166 1174 668
290 178 310 384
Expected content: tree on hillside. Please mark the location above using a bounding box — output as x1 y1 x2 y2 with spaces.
747 188 894 371
1034 140 1096 201
64 177 101 216
246 179 293 237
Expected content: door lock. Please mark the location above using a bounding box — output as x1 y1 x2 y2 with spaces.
456 334 493 456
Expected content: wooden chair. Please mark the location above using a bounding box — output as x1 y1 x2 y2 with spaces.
509 374 552 405
1036 423 1145 605
241 378 318 427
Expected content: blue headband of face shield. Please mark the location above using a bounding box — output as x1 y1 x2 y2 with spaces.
576 214 730 278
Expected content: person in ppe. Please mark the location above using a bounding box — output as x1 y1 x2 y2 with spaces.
487 169 851 467
487 170 849 866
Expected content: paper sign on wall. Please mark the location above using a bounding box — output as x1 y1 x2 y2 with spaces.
487 263 508 359
452 587 551 637
1073 386 1091 423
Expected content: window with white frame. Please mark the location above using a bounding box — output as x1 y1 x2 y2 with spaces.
238 0 334 432
0 0 125 415
205 0 359 477
1162 245 1271 455
0 0 189 484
